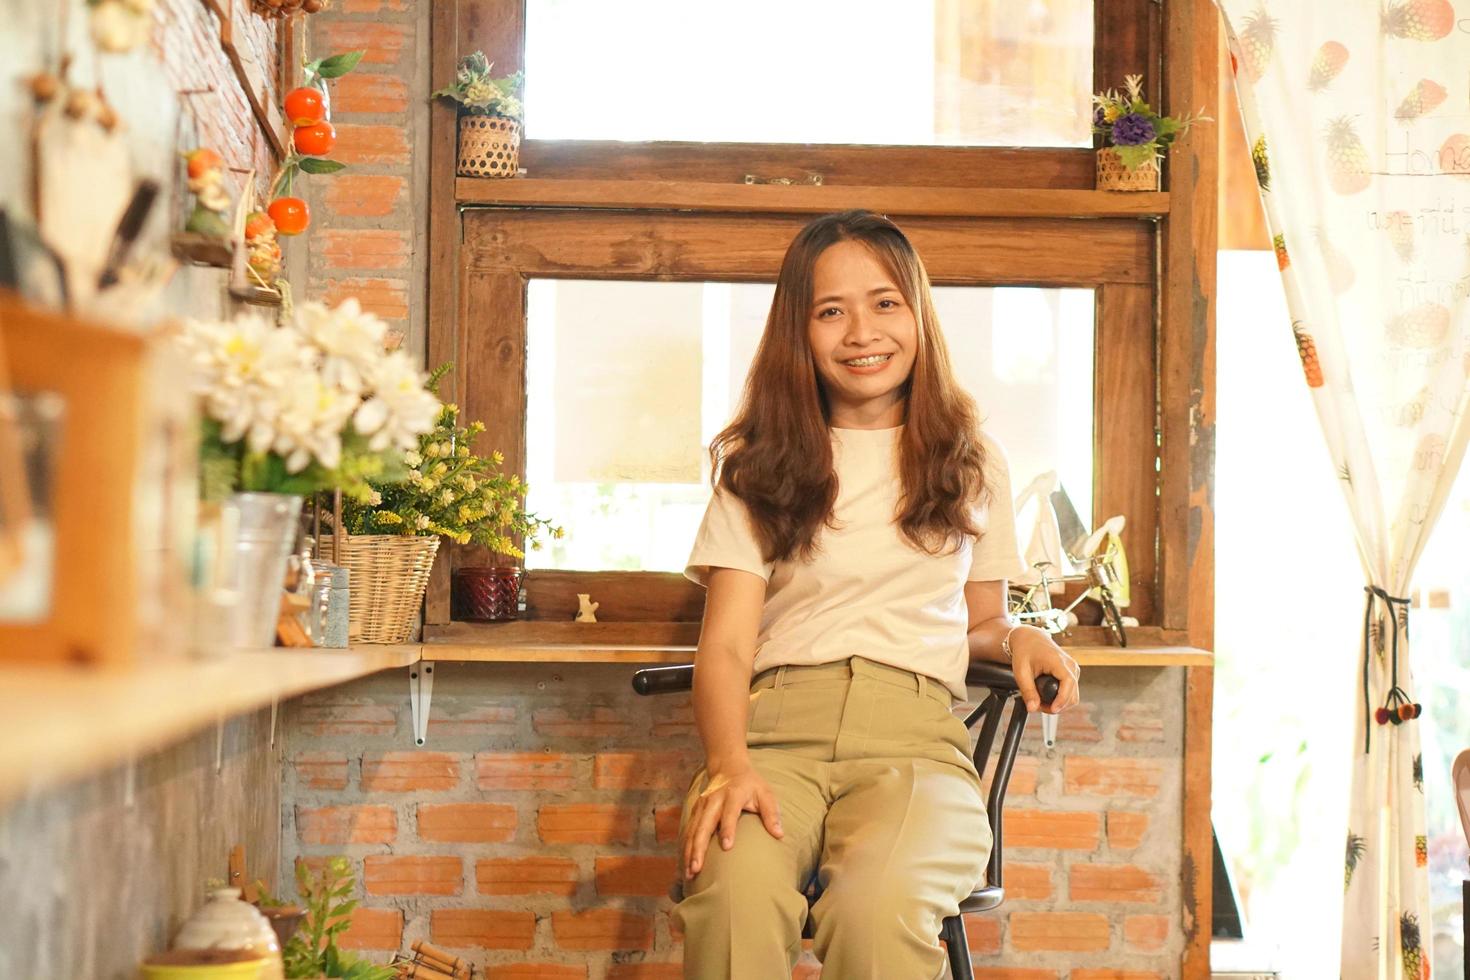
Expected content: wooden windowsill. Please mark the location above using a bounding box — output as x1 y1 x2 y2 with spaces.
421 622 1212 668
455 177 1171 219
0 645 419 806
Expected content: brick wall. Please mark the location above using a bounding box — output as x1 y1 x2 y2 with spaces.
300 0 429 355
282 662 1187 978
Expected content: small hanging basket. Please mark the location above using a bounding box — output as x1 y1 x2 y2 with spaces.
1096 148 1160 191
321 534 441 644
458 115 521 178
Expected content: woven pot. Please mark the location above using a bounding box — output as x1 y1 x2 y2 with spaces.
321 534 440 644
1096 147 1160 191
458 115 521 178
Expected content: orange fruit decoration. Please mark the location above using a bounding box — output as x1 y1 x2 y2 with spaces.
267 197 310 236
292 121 336 157
284 87 326 126
185 148 223 179
244 211 276 240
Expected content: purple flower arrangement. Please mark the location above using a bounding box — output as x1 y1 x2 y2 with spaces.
1092 75 1207 172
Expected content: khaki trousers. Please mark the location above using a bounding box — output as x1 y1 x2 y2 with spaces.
673 656 992 979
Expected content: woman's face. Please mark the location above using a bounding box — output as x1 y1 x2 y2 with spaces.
806 240 918 428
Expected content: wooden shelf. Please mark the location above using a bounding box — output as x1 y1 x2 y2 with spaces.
422 639 1211 669
455 177 1171 219
0 645 420 805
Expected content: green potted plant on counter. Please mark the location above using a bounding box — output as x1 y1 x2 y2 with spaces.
340 391 562 632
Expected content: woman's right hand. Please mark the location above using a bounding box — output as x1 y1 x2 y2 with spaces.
681 763 784 879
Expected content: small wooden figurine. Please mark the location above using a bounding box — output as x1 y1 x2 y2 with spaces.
575 593 599 623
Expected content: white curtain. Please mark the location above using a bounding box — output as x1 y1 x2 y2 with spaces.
1213 1 1470 975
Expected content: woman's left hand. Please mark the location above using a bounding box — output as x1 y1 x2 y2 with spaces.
1009 628 1080 715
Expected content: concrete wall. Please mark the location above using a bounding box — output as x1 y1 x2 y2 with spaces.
282 662 1187 979
0 710 282 979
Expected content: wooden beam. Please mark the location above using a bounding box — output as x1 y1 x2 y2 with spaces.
1161 0 1219 976
455 178 1170 219
199 0 288 158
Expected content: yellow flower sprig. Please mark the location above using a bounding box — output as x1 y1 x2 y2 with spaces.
341 402 563 558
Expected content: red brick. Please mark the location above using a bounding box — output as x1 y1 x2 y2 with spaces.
293 751 348 790
298 703 395 736
595 856 679 897
315 22 409 65
1070 863 1164 904
1116 703 1165 742
533 706 634 738
338 907 402 950
331 123 411 165
418 803 517 843
323 174 407 218
605 966 682 980
650 702 695 738
330 72 410 115
963 914 1001 954
320 277 409 321
972 971 1058 980
595 753 690 790
1007 809 1102 850
1064 757 1164 798
428 703 518 736
1123 913 1170 952
551 909 654 951
1107 810 1150 850
485 967 585 980
654 806 682 843
1025 703 1103 743
338 0 409 11
363 855 460 896
1002 861 1054 900
982 755 1039 797
296 804 396 844
1009 911 1110 952
477 752 576 791
317 229 411 271
431 909 536 950
1074 972 1165 980
361 751 461 792
539 804 637 845
477 856 578 896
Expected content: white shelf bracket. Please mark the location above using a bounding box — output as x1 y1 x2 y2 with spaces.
409 663 435 746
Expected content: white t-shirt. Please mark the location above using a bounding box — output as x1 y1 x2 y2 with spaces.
684 425 1027 702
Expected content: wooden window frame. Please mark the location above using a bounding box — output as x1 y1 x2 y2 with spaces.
424 208 1169 648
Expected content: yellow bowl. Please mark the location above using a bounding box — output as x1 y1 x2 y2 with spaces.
140 948 269 979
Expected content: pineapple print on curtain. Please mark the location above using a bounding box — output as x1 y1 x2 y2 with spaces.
1214 1 1470 976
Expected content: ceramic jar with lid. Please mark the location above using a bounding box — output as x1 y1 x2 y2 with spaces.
172 888 284 980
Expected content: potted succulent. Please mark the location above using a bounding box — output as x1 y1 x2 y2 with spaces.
340 385 562 629
1091 74 1207 191
177 299 440 649
432 50 525 178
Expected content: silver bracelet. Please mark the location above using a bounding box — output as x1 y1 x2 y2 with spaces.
1001 623 1023 663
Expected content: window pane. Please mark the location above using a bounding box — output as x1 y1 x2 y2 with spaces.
525 0 1094 148
525 279 1095 572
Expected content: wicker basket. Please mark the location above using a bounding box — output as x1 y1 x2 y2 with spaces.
458 115 521 178
1096 148 1160 191
321 534 440 644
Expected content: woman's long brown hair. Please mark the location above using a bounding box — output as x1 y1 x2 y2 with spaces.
709 209 990 563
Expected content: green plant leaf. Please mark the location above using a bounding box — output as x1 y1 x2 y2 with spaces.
329 899 359 918
1115 143 1157 171
316 50 365 78
299 157 347 175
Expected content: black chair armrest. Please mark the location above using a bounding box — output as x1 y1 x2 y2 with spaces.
632 660 1059 706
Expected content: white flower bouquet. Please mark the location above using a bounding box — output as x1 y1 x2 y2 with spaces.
179 298 441 501
432 50 524 121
